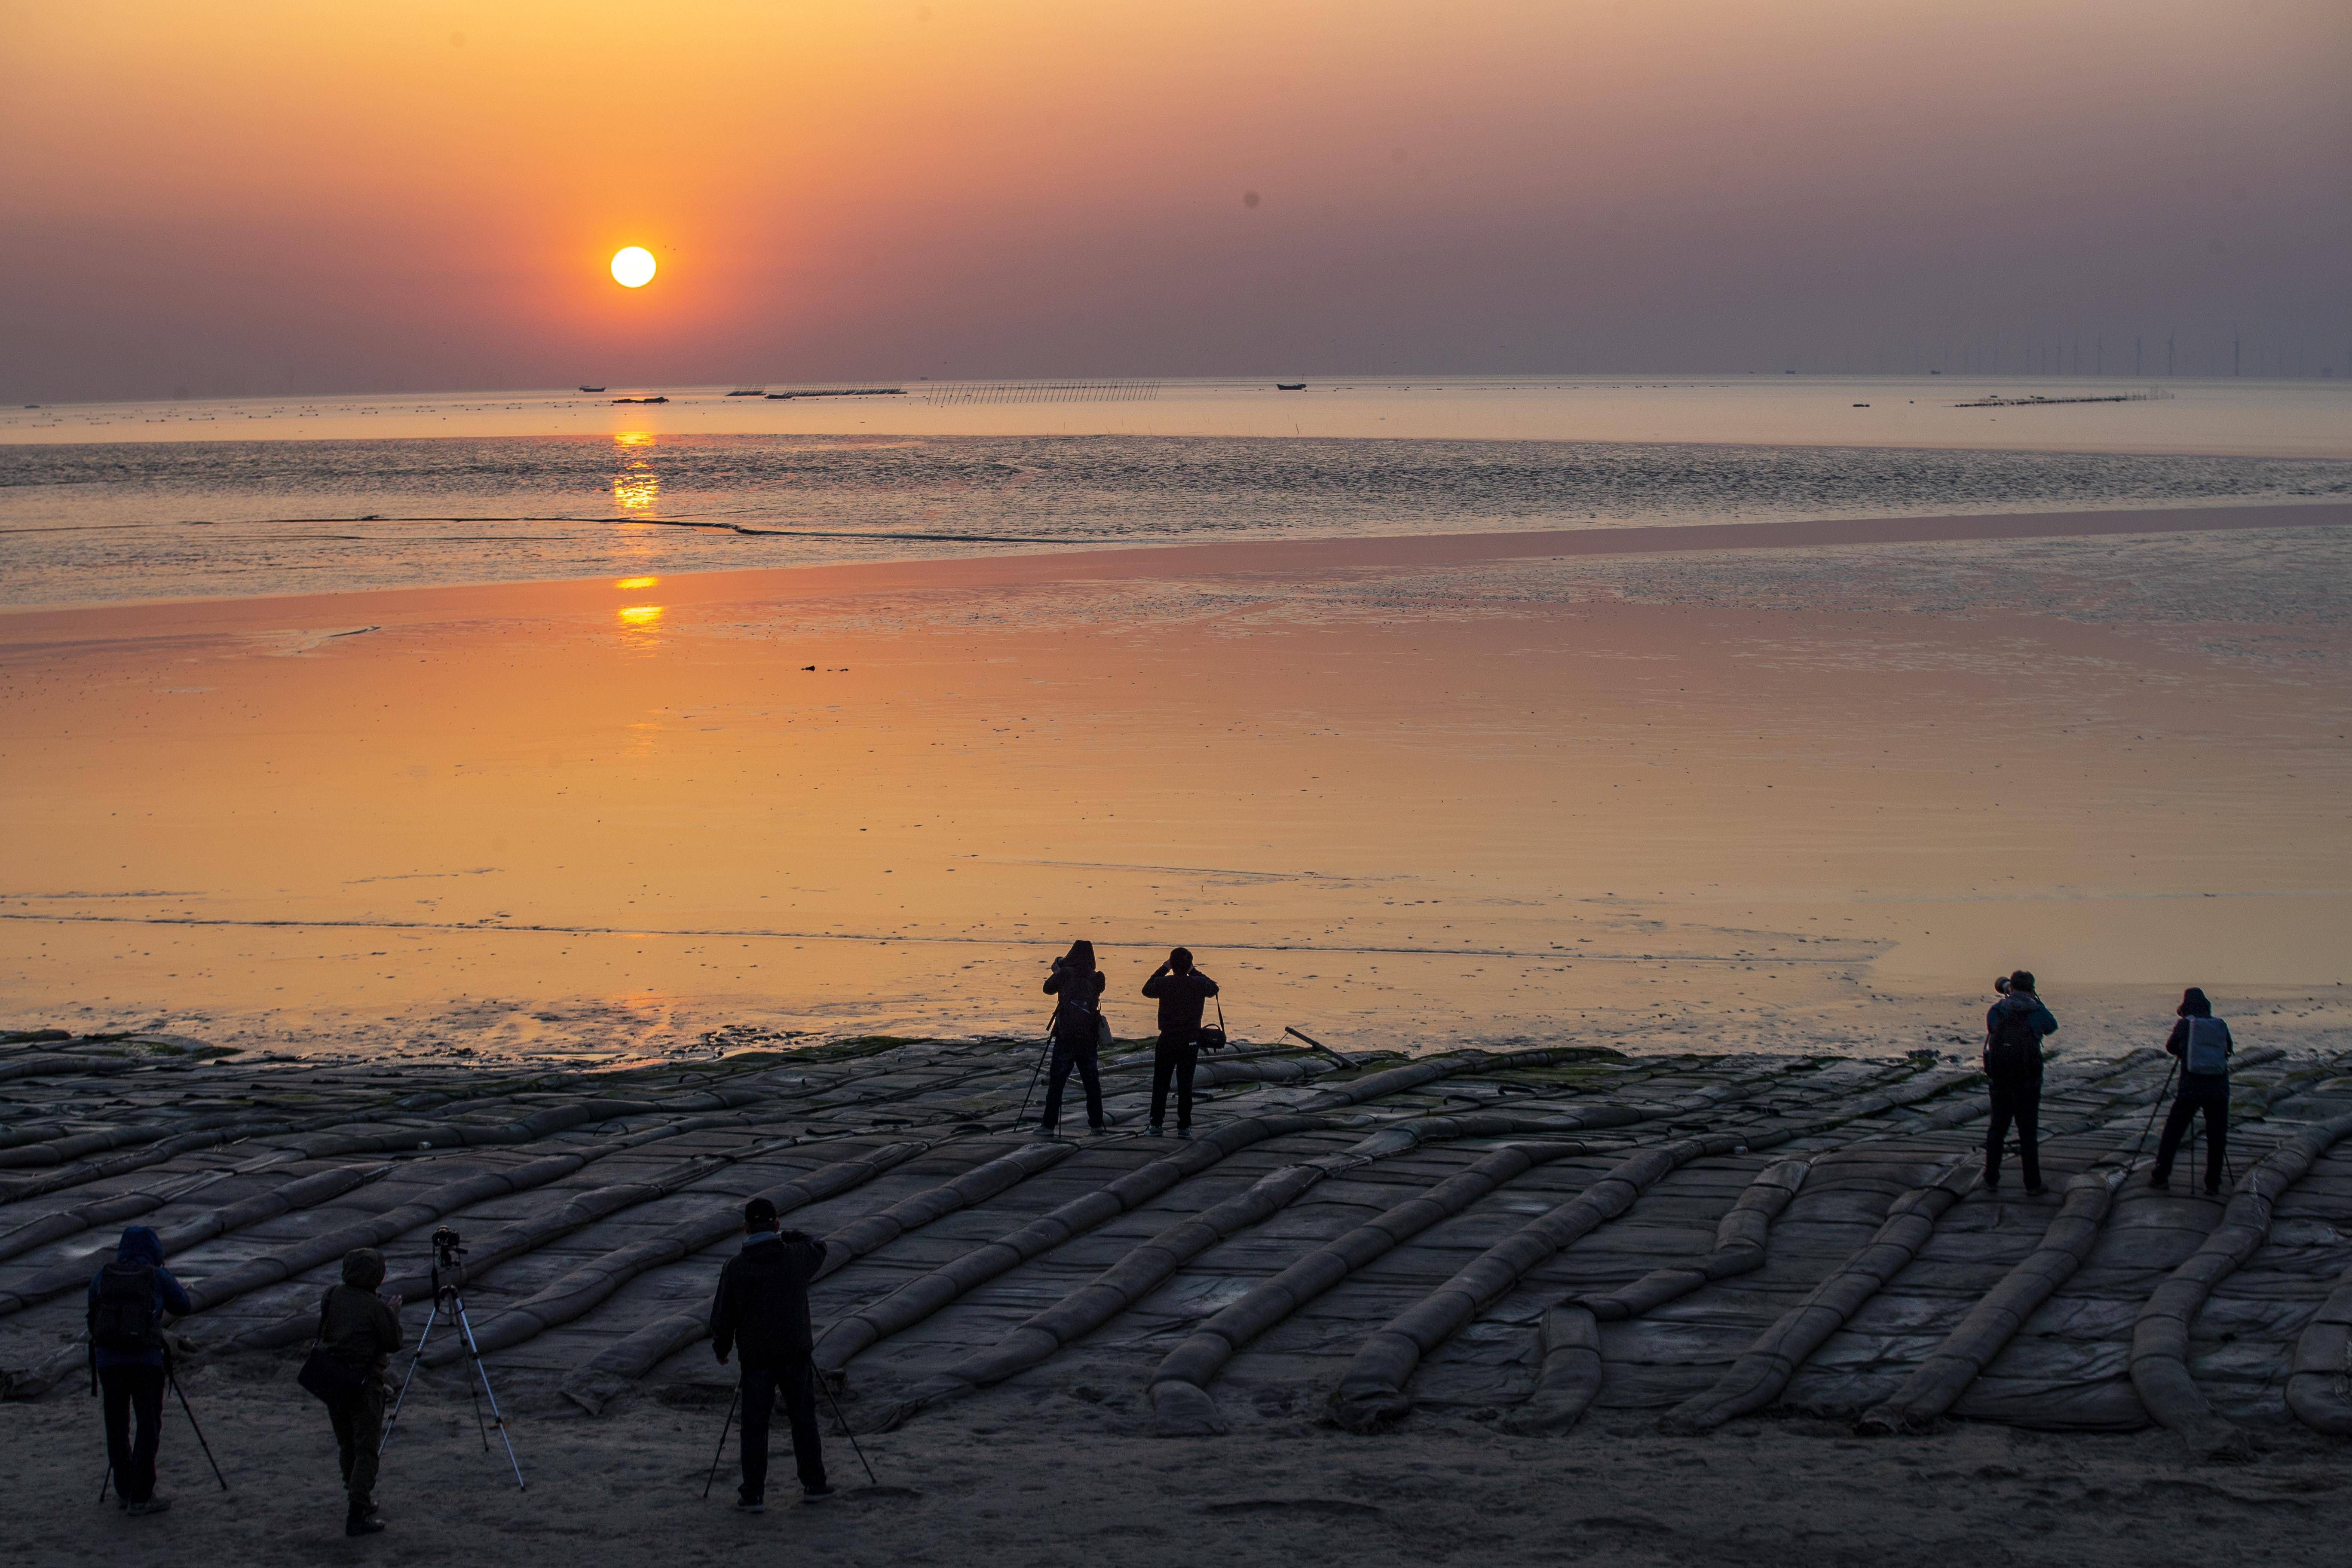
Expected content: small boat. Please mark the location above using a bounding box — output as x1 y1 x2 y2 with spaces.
612 395 669 405
725 388 766 397
1277 383 1306 391
578 385 605 392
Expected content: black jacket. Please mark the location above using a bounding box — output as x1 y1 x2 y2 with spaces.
1043 966 1107 1048
710 1230 824 1369
1141 966 1219 1039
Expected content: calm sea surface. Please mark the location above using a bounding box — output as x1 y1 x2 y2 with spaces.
3 377 2345 606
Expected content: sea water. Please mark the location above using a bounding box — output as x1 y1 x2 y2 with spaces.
1 375 2344 607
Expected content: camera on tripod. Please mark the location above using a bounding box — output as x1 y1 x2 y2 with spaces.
432 1225 466 1265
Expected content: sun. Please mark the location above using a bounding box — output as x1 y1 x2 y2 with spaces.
610 246 657 288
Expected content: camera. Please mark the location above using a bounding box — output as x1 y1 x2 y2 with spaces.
432 1225 466 1266
1993 975 2012 995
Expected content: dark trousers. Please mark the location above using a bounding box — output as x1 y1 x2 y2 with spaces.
98 1363 165 1504
1150 1037 1199 1129
739 1362 826 1501
1040 1037 1104 1130
2154 1075 2230 1191
1984 1069 2042 1189
328 1380 387 1513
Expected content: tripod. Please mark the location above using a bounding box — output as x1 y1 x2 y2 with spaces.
380 1231 525 1490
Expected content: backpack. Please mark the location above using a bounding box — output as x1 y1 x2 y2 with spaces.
2182 1017 2230 1076
1986 1002 2044 1069
89 1262 161 1354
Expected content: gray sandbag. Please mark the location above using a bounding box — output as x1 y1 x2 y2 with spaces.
1659 1158 1978 1434
429 1141 926 1363
2131 1110 2352 1456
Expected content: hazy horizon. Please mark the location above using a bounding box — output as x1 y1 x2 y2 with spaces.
8 0 2349 404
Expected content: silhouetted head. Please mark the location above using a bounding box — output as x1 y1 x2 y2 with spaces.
1062 939 1096 973
743 1197 779 1233
116 1226 164 1268
341 1247 386 1290
1170 947 1194 974
2009 970 2037 995
2178 987 2212 1018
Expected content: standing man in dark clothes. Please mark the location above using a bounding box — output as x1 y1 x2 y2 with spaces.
1142 947 1219 1138
318 1246 404 1537
1039 938 1109 1135
2152 986 2236 1194
1983 970 2058 1195
710 1197 831 1511
86 1225 192 1516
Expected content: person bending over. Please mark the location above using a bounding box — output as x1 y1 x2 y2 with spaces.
710 1197 831 1511
1983 970 2058 1195
1040 939 1109 1135
318 1246 404 1536
86 1225 192 1517
1142 947 1220 1138
2151 986 2235 1194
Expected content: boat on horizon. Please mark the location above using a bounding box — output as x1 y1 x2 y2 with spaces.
726 388 765 396
578 385 604 392
1277 382 1306 391
612 395 668 405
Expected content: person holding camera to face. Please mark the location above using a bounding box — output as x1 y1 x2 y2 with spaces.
1039 940 1110 1135
1141 948 1220 1138
316 1247 404 1536
710 1198 830 1511
1983 970 2058 1195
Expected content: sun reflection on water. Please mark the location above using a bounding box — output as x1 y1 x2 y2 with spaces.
612 432 659 513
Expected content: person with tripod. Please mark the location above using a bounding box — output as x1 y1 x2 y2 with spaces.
1983 970 2058 1196
314 1247 404 1537
86 1225 192 1517
1039 939 1109 1136
710 1197 830 1512
1142 947 1220 1138
2151 987 2236 1195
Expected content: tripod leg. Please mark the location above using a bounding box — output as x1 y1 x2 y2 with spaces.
166 1359 230 1492
451 1298 526 1491
814 1364 876 1485
702 1387 741 1500
98 1465 111 1505
379 1300 442 1454
1017 1033 1053 1125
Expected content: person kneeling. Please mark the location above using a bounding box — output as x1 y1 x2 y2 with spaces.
710 1197 831 1511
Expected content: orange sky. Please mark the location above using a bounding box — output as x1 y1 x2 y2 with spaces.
7 0 2347 399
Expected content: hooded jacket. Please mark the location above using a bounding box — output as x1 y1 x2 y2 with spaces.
319 1246 404 1381
1983 990 2058 1075
86 1226 192 1370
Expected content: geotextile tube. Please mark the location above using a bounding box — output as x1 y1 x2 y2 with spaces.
429 1140 928 1363
1495 1157 1813 1436
1151 1139 1589 1436
226 1157 728 1351
0 1162 394 1314
2129 1110 2352 1457
0 1169 233 1264
1327 1134 1738 1433
2285 1254 2352 1435
167 1148 649 1316
559 1140 1075 1412
814 1116 1329 1375
884 1158 1345 1429
1860 1164 2126 1433
1658 1158 1981 1435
